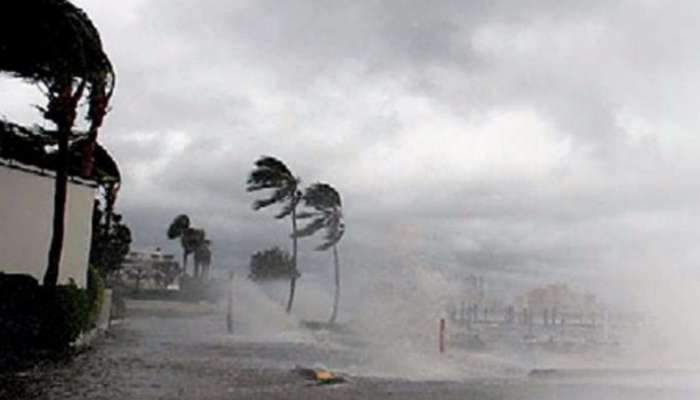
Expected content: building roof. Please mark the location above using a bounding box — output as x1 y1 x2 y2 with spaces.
0 119 120 185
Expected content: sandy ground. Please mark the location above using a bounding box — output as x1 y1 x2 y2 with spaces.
1 300 699 400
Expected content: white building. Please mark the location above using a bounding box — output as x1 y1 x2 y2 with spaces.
121 247 179 289
0 121 120 288
0 163 96 287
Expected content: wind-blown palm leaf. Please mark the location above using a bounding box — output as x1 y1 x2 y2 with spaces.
247 156 300 215
317 219 345 251
304 183 342 211
246 157 295 192
1 0 115 176
293 217 326 238
0 0 112 84
167 214 190 239
298 183 346 324
182 228 205 254
295 211 316 219
274 196 302 219
246 156 302 313
1 0 115 287
299 183 345 251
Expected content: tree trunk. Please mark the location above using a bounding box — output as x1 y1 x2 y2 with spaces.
286 204 299 313
43 131 69 287
329 244 340 324
104 183 116 229
43 82 84 287
182 252 188 276
227 270 234 333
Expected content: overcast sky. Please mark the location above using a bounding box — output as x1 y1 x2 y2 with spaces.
3 0 700 303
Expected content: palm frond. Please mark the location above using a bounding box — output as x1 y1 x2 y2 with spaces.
246 156 295 192
247 156 299 215
182 228 205 253
254 156 293 176
317 219 345 251
294 217 326 238
0 0 113 85
274 191 301 219
167 214 190 239
303 183 341 211
246 169 288 192
252 187 291 211
297 182 345 251
295 211 318 219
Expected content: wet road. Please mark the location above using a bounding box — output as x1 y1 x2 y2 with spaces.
2 300 700 399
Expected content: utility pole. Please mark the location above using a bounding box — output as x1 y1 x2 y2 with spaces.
226 270 234 334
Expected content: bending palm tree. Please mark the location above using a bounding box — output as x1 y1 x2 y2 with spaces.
167 215 206 277
295 183 345 323
246 156 302 313
194 239 212 280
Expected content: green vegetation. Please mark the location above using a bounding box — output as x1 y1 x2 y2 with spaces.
38 284 91 349
246 156 302 313
166 215 211 279
90 201 132 283
0 0 115 287
86 265 105 329
248 246 297 281
0 268 106 355
295 183 346 323
245 158 349 319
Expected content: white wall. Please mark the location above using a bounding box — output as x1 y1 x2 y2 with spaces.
0 164 95 287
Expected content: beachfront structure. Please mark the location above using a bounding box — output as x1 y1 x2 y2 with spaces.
120 247 180 289
514 283 599 320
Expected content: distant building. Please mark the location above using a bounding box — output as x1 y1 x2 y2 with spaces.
515 283 599 316
120 247 180 289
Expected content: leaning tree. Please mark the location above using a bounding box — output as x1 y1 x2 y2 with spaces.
246 156 302 313
0 0 115 287
194 239 212 280
167 215 208 278
295 183 345 323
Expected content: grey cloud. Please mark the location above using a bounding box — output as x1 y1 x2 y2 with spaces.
38 0 700 303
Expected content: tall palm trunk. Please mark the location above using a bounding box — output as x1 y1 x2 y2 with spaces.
43 81 85 287
43 131 69 287
286 205 298 313
329 244 340 324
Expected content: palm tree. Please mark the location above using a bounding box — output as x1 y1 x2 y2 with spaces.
194 239 212 280
295 183 345 323
167 215 203 277
1 0 115 287
246 156 302 313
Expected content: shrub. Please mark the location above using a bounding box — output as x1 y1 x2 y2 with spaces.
248 246 298 281
37 284 90 350
0 273 43 350
86 265 105 328
0 270 106 352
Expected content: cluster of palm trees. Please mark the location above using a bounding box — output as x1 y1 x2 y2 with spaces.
247 156 345 323
167 215 212 280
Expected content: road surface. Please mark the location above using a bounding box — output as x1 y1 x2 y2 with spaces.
2 299 699 399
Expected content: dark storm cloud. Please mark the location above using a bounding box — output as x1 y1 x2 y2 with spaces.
15 0 696 300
